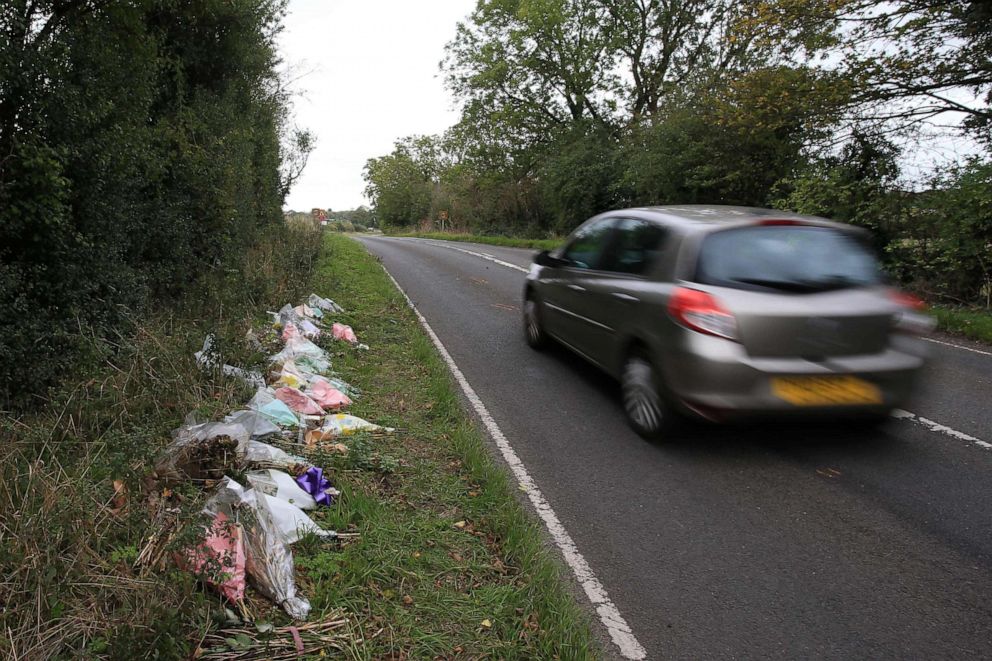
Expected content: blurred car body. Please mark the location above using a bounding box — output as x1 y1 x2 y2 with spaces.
522 205 934 438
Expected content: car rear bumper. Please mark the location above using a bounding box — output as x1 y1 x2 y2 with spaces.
658 332 928 420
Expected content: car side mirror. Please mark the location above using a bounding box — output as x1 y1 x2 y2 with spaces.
534 249 568 267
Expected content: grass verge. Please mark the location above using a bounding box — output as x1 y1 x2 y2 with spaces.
299 233 598 658
0 224 322 658
0 227 597 659
389 231 561 252
930 305 992 344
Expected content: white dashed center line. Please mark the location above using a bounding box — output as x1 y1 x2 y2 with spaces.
892 410 991 450
416 239 530 273
921 336 992 357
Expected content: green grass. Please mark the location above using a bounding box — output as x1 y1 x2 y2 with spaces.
0 228 597 659
389 231 561 251
931 305 992 344
294 233 598 659
0 224 323 659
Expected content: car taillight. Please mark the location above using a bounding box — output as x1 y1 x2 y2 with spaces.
888 289 926 311
888 289 936 334
668 287 738 341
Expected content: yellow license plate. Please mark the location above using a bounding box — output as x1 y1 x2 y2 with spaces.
771 376 882 406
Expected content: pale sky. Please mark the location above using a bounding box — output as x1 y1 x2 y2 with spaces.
278 0 476 212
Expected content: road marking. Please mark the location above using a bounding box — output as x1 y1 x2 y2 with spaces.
921 336 992 357
892 409 992 450
416 239 530 273
379 264 648 660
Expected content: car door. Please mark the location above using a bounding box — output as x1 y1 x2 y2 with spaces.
539 217 617 354
568 218 670 373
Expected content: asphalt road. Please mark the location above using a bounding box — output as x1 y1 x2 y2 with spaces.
356 235 992 660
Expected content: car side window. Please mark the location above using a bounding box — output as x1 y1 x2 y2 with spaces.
599 218 668 275
560 218 615 269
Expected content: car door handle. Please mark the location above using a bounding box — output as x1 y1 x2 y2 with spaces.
567 284 586 292
611 292 639 303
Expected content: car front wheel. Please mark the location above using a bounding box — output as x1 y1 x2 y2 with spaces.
621 351 674 440
523 294 548 350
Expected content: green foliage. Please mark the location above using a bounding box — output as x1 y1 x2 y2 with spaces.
359 0 991 306
759 0 992 143
331 219 356 233
772 131 903 240
0 0 307 407
364 1 855 238
444 0 616 140
618 91 815 208
0 221 320 658
890 159 992 304
537 124 624 233
325 205 374 228
363 148 433 229
776 143 992 306
388 232 561 251
931 306 992 344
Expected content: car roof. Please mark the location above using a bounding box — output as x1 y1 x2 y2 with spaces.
602 204 848 231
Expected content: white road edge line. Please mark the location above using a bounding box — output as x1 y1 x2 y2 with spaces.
892 409 991 450
921 336 992 357
415 239 530 273
379 263 648 660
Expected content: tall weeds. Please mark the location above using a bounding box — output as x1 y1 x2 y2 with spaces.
0 224 320 659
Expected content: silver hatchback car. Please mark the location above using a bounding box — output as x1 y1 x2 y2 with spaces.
522 205 934 438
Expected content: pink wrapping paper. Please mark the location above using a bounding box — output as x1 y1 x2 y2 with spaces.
178 512 246 602
274 386 325 415
331 323 358 344
308 377 352 411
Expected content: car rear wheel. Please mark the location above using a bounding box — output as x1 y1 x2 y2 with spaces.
523 294 548 350
622 351 674 440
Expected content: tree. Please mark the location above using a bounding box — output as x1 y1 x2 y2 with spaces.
443 0 618 149
0 0 301 404
280 129 315 198
537 122 622 232
363 145 432 229
754 0 992 142
891 158 992 304
350 205 374 228
598 0 793 119
772 131 903 240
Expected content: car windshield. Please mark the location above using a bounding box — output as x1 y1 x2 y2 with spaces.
694 225 885 292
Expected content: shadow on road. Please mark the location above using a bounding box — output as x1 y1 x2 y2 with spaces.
540 339 907 459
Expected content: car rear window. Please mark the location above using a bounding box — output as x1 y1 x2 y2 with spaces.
694 226 885 293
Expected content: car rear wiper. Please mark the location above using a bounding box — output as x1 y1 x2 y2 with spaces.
730 276 869 293
796 275 867 292
729 277 822 292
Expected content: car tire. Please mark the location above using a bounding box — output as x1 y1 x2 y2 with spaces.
523 293 548 350
621 350 675 440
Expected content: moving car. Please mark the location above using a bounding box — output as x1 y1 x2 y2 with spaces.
522 206 934 439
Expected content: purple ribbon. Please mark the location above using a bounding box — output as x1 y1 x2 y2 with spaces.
295 466 334 506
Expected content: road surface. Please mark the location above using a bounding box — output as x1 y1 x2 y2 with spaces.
356 235 992 660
